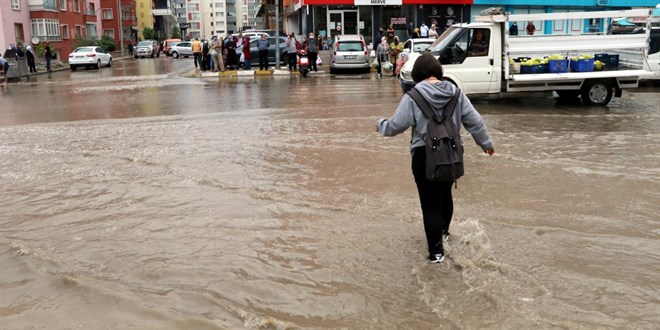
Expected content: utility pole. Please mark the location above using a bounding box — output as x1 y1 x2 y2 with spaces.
117 0 124 58
275 0 280 69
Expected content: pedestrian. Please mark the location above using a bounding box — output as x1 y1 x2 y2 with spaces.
127 41 134 57
386 24 395 43
408 21 415 38
0 54 8 86
526 21 536 35
420 22 429 38
225 36 238 70
375 27 384 48
376 53 495 263
286 33 298 71
429 23 438 38
389 36 403 70
201 39 210 70
305 32 319 72
412 27 421 39
210 36 224 72
509 22 519 36
26 45 37 73
376 36 389 78
257 34 269 70
44 41 52 71
242 35 251 69
191 37 202 68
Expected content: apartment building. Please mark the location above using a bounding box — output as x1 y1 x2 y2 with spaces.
136 0 154 39
153 0 177 39
1 0 31 51
100 0 137 45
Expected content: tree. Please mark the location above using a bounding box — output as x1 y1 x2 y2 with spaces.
171 26 181 39
142 27 157 40
99 35 116 52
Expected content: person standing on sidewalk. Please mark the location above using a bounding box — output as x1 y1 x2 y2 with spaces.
286 33 298 72
305 32 319 72
191 38 202 69
242 36 252 70
376 53 495 264
0 55 9 86
257 34 269 71
44 41 52 72
26 46 37 73
210 36 224 72
127 41 134 57
376 36 389 78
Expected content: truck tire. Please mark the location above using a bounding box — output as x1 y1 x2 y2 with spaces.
581 80 613 106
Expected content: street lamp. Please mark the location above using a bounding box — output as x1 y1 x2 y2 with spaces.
117 0 124 58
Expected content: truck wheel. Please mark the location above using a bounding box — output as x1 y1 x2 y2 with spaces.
581 80 613 106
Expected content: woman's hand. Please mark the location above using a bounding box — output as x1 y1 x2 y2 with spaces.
484 148 495 156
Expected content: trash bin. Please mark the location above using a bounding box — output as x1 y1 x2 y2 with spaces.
2 49 29 81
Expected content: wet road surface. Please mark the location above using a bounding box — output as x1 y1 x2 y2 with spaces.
1 58 659 329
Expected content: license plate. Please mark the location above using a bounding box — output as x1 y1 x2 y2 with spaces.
75 56 84 59
344 55 357 59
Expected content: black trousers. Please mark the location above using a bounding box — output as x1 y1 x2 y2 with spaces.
258 50 268 70
193 52 201 68
308 52 318 71
288 52 297 70
412 147 454 255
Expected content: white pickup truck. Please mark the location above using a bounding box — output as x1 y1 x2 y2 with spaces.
398 8 655 106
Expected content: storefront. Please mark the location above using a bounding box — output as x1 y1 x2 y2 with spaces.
290 0 472 45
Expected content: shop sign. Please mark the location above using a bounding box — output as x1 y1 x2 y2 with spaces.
391 17 406 25
354 0 402 6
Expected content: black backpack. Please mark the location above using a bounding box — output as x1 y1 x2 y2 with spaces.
407 87 464 185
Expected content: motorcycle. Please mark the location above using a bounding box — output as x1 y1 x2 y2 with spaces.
297 50 309 77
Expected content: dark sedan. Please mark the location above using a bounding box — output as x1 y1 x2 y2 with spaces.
237 36 288 66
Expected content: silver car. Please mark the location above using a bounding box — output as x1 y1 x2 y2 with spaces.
168 41 193 58
329 34 370 74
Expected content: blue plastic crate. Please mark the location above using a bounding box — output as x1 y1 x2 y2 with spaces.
570 58 594 72
595 53 619 68
548 59 568 73
520 64 548 74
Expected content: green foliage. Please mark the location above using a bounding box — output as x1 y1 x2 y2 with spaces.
142 27 157 40
99 35 116 52
72 36 98 49
35 43 46 57
171 26 181 39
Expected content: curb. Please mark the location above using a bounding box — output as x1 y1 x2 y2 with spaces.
191 68 326 78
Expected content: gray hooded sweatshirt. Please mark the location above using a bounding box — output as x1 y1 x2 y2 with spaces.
378 80 493 151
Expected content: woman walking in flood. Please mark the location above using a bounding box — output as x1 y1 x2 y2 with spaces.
376 53 495 263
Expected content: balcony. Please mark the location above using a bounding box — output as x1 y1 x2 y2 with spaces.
122 16 137 26
152 8 175 17
29 0 57 11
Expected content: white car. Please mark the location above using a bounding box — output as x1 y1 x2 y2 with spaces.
401 38 436 61
68 46 112 70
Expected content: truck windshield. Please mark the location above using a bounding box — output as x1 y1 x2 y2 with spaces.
427 27 465 56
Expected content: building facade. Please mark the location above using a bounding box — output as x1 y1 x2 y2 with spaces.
100 0 137 45
284 0 472 45
1 0 32 51
136 0 154 39
153 0 177 39
23 0 103 59
470 0 657 35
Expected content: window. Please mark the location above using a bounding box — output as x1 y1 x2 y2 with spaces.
102 9 112 19
14 24 25 43
86 24 97 38
75 25 83 38
215 2 223 7
61 25 69 39
11 0 20 10
210 22 214 26
103 29 115 38
59 0 66 10
73 0 80 12
31 19 61 40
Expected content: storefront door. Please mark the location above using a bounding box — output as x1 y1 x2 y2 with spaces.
328 10 359 37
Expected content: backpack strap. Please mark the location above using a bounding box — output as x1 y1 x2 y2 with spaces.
407 86 461 123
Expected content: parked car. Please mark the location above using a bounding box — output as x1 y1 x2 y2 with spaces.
233 29 287 37
236 36 288 66
68 46 113 70
329 34 370 74
168 41 193 58
163 38 182 56
135 40 160 58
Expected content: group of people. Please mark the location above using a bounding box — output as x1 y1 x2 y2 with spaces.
285 32 321 73
509 21 537 35
189 34 253 72
2 42 50 74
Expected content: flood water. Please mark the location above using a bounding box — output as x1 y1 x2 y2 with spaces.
1 63 659 329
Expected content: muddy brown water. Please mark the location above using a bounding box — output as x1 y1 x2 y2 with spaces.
1 70 659 329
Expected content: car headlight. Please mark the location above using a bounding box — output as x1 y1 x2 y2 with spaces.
400 69 412 81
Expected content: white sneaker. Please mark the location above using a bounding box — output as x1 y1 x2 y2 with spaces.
428 253 445 264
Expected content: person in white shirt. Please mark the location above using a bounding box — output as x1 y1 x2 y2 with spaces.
420 23 429 38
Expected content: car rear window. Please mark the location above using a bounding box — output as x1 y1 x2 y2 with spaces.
137 41 151 46
74 47 95 53
337 42 363 52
